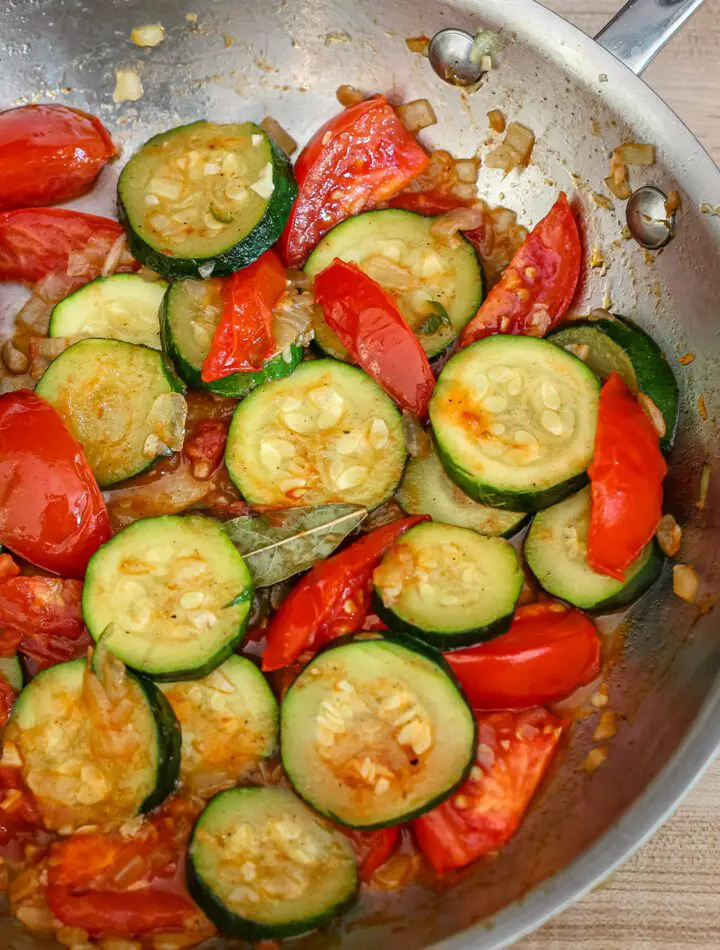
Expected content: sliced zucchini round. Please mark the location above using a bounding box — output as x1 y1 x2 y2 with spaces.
305 209 484 359
118 121 297 280
160 655 278 798
83 515 253 680
550 314 679 452
188 786 357 940
373 522 523 647
49 274 168 350
35 338 184 487
4 657 179 833
0 654 23 692
397 442 528 537
524 486 665 611
281 634 477 828
430 335 600 512
160 278 302 397
226 359 406 509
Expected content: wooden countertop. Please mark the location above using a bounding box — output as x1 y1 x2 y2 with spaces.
519 1 720 946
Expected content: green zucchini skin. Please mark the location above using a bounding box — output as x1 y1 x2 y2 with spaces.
371 592 515 649
118 122 297 280
550 314 679 452
135 675 181 812
590 542 665 612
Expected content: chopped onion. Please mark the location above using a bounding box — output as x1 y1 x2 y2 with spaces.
563 342 590 362
402 411 431 459
130 23 166 47
665 190 682 215
697 462 711 511
395 99 437 134
362 256 417 291
197 261 215 279
113 69 143 103
430 206 485 244
638 392 666 438
526 303 552 337
285 268 312 291
336 84 364 107
455 158 480 184
593 710 617 742
104 459 213 530
487 109 506 133
452 182 478 201
101 233 129 277
673 564 699 602
486 122 535 173
259 116 297 156
469 28 506 64
405 35 430 55
615 142 655 166
581 747 608 773
656 513 681 557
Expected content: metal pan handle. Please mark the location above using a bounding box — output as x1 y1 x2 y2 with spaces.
595 0 706 75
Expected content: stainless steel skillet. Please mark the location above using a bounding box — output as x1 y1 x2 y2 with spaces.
0 0 719 946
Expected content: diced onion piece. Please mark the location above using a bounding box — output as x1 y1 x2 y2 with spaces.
638 392 666 438
604 173 632 200
285 268 313 291
673 564 699 602
113 69 143 103
362 256 417 291
487 109 506 133
395 99 437 134
259 116 297 156
336 85 365 107
469 28 506 64
665 190 682 215
104 459 214 529
593 710 617 742
402 410 431 459
615 142 655 166
405 35 430 54
697 462 711 511
485 122 535 173
455 158 480 184
430 206 485 244
582 747 608 773
656 514 681 557
563 342 590 362
101 234 129 277
198 262 215 279
452 182 477 201
130 23 166 47
148 392 188 452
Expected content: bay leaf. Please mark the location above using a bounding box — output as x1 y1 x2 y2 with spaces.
224 504 368 588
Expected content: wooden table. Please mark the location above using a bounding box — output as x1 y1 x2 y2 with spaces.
519 1 720 947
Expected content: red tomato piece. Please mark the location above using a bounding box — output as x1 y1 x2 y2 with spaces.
202 250 288 381
0 766 42 848
0 104 116 211
0 576 91 670
445 602 601 710
387 190 468 216
460 192 581 347
262 516 427 671
280 96 429 267
0 554 20 583
183 419 229 478
588 372 667 580
0 675 17 728
0 391 111 577
413 708 564 872
347 827 401 882
314 259 436 418
46 888 203 937
0 208 136 285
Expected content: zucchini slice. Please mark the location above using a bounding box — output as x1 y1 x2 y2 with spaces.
4 657 179 833
83 515 253 680
160 655 278 798
160 278 302 397
49 274 167 350
0 654 23 692
397 442 528 537
550 314 679 451
226 359 406 509
430 335 600 512
35 338 184 487
524 486 665 611
188 786 357 940
118 121 297 280
305 209 484 359
373 522 523 647
281 634 476 828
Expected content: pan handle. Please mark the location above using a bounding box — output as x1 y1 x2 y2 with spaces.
595 0 706 75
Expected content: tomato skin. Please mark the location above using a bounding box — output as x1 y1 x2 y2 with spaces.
280 96 429 267
588 372 667 580
460 192 581 346
0 208 135 285
0 105 116 211
0 576 91 670
202 250 288 381
262 516 427 671
0 391 111 577
0 766 42 849
445 602 601 709
314 260 436 417
387 190 468 216
348 827 401 881
413 708 564 872
0 675 17 728
183 419 229 477
46 888 203 937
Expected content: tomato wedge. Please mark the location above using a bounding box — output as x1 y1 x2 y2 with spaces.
413 708 564 872
347 827 401 882
445 602 601 710
387 191 467 216
262 516 426 671
0 104 116 211
0 391 111 577
314 259 436 417
460 192 581 347
280 96 429 267
0 576 91 670
46 888 204 938
0 208 135 285
588 372 667 580
201 249 287 382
